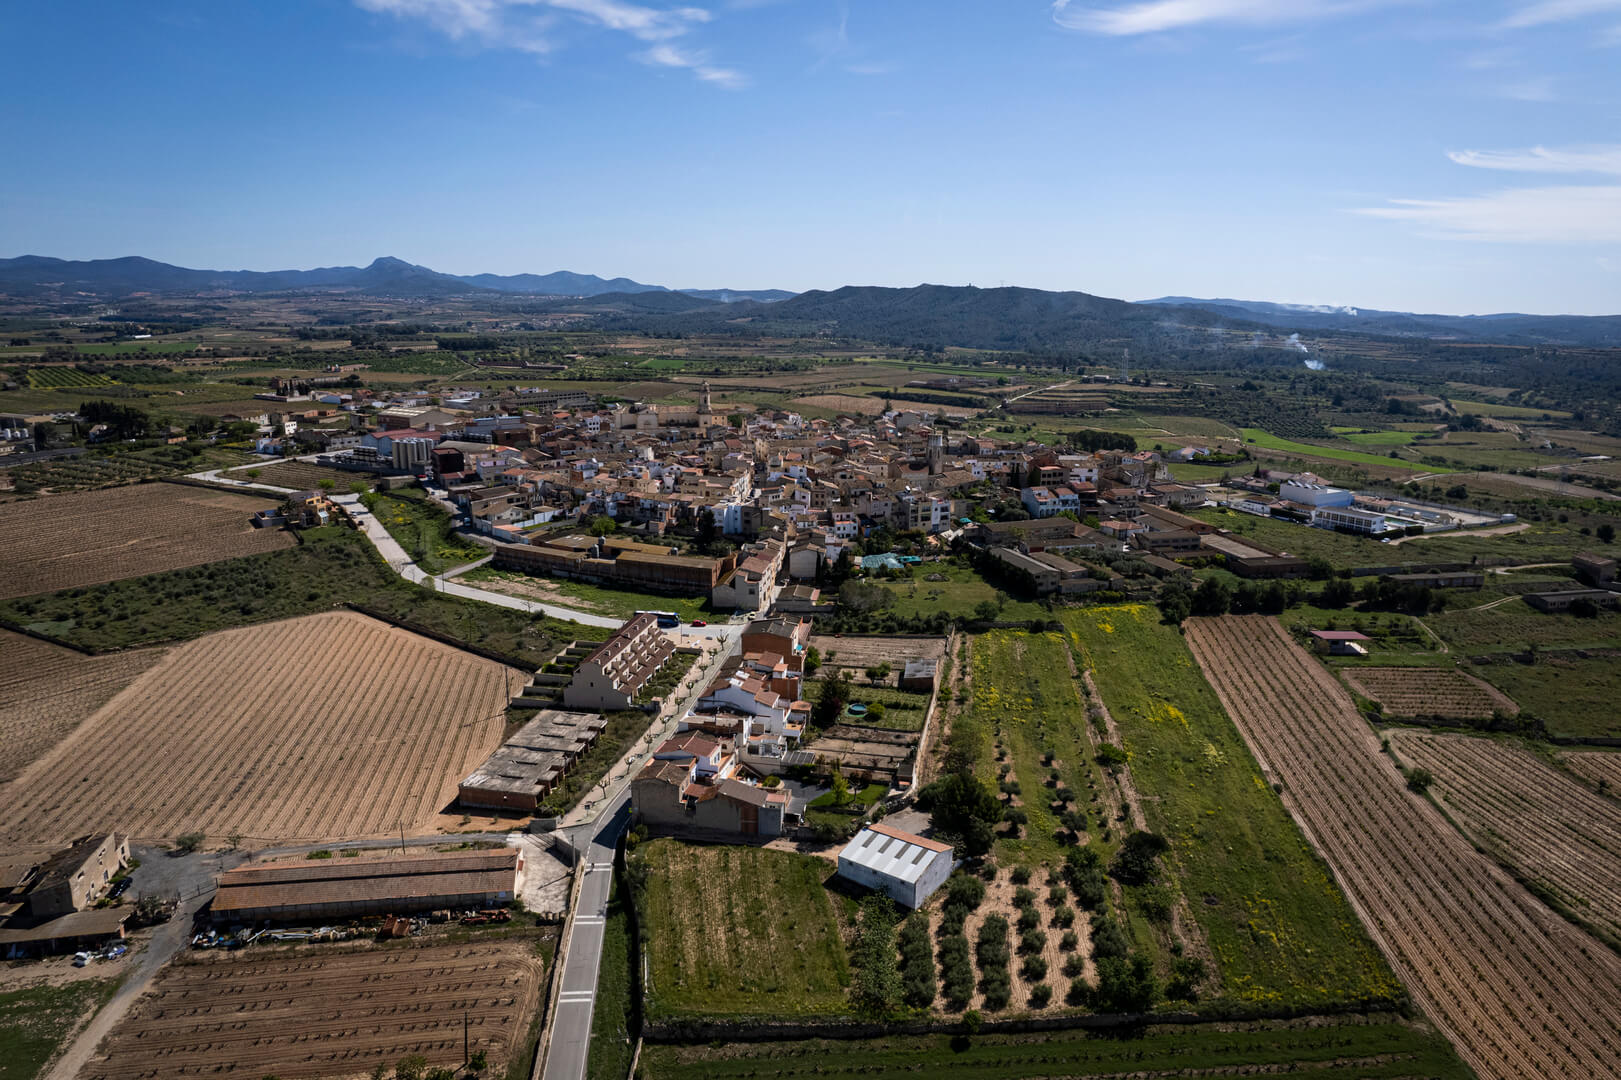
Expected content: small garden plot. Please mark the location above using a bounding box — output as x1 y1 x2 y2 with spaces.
1565 749 1621 794
807 633 948 681
1342 667 1517 721
634 839 852 1019
226 459 370 491
802 680 931 731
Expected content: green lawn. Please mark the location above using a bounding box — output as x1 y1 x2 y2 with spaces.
1336 429 1420 447
585 874 637 1080
0 527 589 666
802 679 932 731
0 978 120 1080
635 839 852 1019
362 489 486 575
638 1018 1473 1080
1475 654 1621 740
1063 606 1403 1010
1167 460 1249 484
1240 428 1445 472
1428 600 1621 655
1276 605 1450 667
876 560 1049 621
460 567 712 622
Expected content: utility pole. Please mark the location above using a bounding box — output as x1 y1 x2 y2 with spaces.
464 1009 469 1065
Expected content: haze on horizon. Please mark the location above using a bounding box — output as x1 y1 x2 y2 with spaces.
4 1 1620 317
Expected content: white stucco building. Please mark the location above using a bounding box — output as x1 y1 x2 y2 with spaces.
837 823 953 908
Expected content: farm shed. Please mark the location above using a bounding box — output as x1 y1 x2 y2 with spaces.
0 907 128 958
458 709 606 812
211 850 520 924
1308 630 1372 657
836 823 952 909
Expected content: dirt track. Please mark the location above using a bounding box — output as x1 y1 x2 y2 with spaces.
82 937 548 1080
0 611 526 846
1185 614 1621 1080
0 484 292 599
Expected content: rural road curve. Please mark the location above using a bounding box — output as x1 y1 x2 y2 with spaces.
539 797 629 1080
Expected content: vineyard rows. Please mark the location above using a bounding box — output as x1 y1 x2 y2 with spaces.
0 630 163 783
0 484 292 598
1341 667 1516 721
1565 750 1621 793
1389 730 1621 947
24 366 117 388
1185 615 1621 1080
0 612 526 845
83 939 545 1080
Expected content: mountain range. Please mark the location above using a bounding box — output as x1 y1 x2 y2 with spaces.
1145 296 1621 348
0 255 794 303
3 254 1618 349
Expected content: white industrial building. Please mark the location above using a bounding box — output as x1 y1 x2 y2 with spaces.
1280 480 1353 508
836 823 953 908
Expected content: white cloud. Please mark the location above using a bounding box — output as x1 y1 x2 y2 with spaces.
356 0 740 83
1500 0 1621 30
1050 0 1395 35
1448 144 1621 175
1353 185 1621 245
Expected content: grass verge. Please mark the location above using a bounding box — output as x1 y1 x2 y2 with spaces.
0 978 120 1080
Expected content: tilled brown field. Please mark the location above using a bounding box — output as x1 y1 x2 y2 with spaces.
1342 666 1517 720
0 631 163 783
223 460 368 491
1388 730 1621 946
1185 615 1621 1080
0 611 526 845
0 484 292 599
1566 750 1621 792
82 938 547 1080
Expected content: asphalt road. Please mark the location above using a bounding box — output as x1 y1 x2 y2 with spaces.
539 797 630 1080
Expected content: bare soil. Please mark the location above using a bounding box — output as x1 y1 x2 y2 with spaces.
0 631 163 782
81 937 548 1080
0 483 293 599
1341 667 1518 720
0 611 526 846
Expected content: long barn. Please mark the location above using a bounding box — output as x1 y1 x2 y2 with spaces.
211 850 520 923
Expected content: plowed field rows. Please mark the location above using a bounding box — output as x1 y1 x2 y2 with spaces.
224 461 366 491
83 938 546 1080
1342 667 1516 720
0 630 162 782
1566 750 1621 793
1185 615 1621 1080
1388 731 1621 946
0 611 526 845
0 484 292 599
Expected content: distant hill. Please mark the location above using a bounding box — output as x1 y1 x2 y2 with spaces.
0 255 793 303
590 283 1265 353
1145 296 1621 348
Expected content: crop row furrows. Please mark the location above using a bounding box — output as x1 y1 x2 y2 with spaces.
1394 735 1621 935
1186 616 1621 1080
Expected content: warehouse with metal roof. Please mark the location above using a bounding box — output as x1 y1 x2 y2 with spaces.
210 850 520 924
836 823 953 908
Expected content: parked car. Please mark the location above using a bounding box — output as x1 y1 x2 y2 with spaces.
108 877 131 899
689 619 707 627
72 952 93 967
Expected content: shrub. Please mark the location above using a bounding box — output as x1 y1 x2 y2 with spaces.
946 873 986 910
1047 885 1067 905
1091 913 1128 960
1019 928 1047 955
1027 981 1053 1008
1060 929 1079 952
938 933 974 1009
1013 886 1037 908
1110 830 1170 885
1010 865 1032 885
1052 904 1076 928
1020 954 1048 981
173 832 206 854
1017 906 1040 933
1065 845 1109 910
1062 953 1086 978
1406 766 1435 793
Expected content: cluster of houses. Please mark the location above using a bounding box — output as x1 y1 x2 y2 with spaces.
631 616 819 839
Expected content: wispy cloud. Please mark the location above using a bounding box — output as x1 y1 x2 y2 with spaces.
355 0 742 84
1050 0 1397 36
1500 0 1621 30
1448 144 1621 175
1353 185 1621 244
1497 75 1557 100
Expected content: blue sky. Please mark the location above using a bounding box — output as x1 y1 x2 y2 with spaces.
3 1 1619 314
